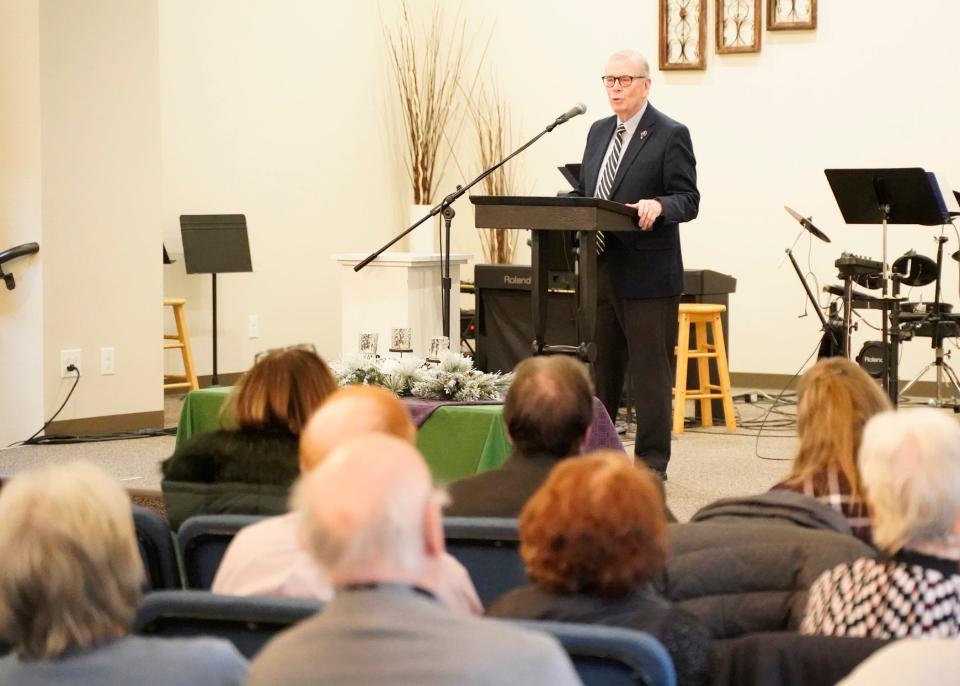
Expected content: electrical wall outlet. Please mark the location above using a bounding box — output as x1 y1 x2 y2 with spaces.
60 349 81 378
248 314 259 339
100 346 115 375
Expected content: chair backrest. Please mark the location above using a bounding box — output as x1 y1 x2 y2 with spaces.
443 517 526 607
178 514 264 589
134 590 322 659
508 620 676 686
132 506 181 590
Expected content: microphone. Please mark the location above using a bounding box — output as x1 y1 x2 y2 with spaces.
545 103 587 132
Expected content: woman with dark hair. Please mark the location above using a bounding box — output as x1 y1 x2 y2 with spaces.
770 357 892 544
488 451 711 686
162 346 337 528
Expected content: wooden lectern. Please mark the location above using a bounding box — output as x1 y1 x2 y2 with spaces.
470 195 638 361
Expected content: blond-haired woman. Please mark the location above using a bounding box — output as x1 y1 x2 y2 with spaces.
162 346 336 528
0 462 247 684
802 409 960 637
770 357 892 544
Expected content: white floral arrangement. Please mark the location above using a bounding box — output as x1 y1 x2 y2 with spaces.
332 351 512 401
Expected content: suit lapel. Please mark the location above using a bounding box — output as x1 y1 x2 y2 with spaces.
609 104 660 198
583 117 617 196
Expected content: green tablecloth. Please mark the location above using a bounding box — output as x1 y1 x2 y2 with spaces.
175 387 512 483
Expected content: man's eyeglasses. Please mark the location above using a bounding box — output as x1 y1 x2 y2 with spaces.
601 75 648 88
254 343 317 363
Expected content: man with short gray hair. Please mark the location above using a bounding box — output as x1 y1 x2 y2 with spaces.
247 434 582 686
573 49 700 479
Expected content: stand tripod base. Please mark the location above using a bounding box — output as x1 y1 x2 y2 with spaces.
899 347 960 409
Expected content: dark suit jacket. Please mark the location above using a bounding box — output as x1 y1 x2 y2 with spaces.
574 103 700 298
444 451 560 518
445 451 678 522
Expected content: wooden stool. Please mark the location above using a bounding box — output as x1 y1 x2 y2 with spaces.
164 298 199 391
673 303 736 434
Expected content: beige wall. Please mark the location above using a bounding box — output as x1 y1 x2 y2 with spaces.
0 1 43 446
160 0 960 382
159 1 405 374
38 0 162 425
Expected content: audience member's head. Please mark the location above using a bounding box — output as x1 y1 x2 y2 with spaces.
298 434 444 586
519 451 668 597
859 409 960 554
0 462 143 659
227 345 336 435
298 384 416 472
789 357 892 497
503 355 594 458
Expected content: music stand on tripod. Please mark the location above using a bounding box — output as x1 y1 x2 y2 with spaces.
180 214 253 386
825 168 947 404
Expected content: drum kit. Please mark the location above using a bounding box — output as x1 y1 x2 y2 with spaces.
785 205 960 409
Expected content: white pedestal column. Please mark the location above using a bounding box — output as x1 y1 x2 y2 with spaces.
334 252 471 358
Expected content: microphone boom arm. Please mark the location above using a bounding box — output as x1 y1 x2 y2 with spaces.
353 126 553 273
353 105 584 342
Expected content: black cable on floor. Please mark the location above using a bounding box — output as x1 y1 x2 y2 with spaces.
9 365 81 447
24 427 177 445
753 341 822 461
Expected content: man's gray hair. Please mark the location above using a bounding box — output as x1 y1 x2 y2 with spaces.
860 409 960 553
609 50 650 77
0 462 144 659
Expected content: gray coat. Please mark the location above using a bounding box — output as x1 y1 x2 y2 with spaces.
661 493 874 639
247 584 583 686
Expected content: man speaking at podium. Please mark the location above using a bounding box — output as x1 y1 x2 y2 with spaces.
573 49 699 479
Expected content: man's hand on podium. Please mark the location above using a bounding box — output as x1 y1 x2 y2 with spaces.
625 199 662 231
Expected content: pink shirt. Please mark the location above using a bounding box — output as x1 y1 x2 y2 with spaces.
211 512 482 616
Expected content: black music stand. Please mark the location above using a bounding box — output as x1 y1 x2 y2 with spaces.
180 214 253 386
825 168 947 403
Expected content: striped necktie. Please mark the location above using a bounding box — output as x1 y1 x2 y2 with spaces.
596 123 626 255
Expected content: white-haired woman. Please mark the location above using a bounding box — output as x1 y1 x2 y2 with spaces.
801 408 960 638
0 461 248 685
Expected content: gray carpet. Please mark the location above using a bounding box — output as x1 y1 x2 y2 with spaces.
0 393 797 522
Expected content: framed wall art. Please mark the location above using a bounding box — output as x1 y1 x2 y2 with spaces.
767 0 817 30
660 0 707 70
717 0 761 53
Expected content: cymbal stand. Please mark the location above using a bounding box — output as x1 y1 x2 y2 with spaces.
783 233 838 353
899 236 960 408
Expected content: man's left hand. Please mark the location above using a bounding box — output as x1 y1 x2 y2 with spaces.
625 199 662 231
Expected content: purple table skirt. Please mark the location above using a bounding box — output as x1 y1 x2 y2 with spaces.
401 396 624 453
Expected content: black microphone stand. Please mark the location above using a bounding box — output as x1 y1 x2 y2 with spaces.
354 117 571 339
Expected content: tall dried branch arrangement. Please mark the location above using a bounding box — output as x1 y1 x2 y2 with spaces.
470 83 520 264
383 2 468 205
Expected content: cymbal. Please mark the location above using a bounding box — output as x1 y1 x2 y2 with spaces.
784 206 831 243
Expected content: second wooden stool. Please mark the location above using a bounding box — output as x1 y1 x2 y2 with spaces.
164 298 199 391
673 303 736 434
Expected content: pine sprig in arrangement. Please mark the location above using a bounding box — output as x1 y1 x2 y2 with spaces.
332 351 512 402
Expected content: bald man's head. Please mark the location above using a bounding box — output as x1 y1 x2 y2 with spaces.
299 385 416 472
299 433 441 585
